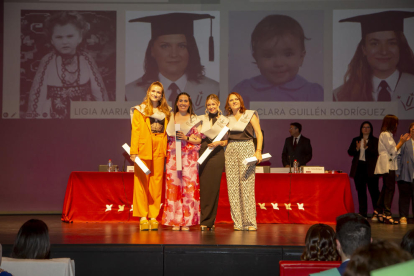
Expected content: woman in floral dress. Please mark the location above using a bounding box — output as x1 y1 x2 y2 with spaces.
162 92 203 230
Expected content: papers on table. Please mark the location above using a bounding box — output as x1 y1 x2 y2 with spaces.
122 143 151 175
243 153 272 166
197 126 229 165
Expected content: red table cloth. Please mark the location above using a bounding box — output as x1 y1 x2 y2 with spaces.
62 172 354 224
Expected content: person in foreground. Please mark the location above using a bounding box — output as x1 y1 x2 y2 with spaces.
396 122 414 224
225 92 263 231
162 92 202 230
374 114 410 224
11 219 50 259
401 229 414 257
130 81 171 231
311 213 371 276
301 224 339 262
198 94 229 231
343 240 412 276
0 244 12 276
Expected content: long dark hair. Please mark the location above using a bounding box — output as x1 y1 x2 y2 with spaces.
138 35 205 87
380 114 399 134
359 121 374 139
11 219 51 259
337 31 414 101
301 224 339 261
174 92 196 118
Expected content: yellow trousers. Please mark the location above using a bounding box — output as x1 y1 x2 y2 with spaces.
133 133 165 218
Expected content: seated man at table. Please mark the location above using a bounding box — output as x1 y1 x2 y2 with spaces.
310 213 371 276
282 122 312 167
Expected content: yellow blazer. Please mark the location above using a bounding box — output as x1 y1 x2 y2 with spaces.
130 109 168 160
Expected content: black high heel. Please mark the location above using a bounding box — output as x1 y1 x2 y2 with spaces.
384 216 399 225
377 214 384 223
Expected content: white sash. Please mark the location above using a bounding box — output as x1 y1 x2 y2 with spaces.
227 110 258 132
166 113 201 136
199 115 229 140
129 104 167 123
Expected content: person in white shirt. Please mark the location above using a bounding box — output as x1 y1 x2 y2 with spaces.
396 122 414 224
374 114 410 224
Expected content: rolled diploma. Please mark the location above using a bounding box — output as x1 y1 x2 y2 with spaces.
243 153 272 166
197 126 229 165
175 124 182 171
122 143 151 175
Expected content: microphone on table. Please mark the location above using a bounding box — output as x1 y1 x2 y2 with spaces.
288 155 292 174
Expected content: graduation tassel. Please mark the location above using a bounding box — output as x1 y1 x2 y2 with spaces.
209 18 214 62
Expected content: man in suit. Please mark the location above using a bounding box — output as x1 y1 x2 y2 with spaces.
282 122 312 167
311 213 371 276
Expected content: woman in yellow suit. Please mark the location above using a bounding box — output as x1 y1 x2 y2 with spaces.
130 81 170 231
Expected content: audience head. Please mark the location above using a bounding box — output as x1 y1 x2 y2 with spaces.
343 240 412 276
335 213 371 259
11 219 51 259
301 223 339 261
401 229 414 257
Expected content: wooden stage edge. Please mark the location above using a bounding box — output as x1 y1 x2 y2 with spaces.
1 215 413 246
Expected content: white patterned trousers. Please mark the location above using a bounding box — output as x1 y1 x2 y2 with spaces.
225 139 257 229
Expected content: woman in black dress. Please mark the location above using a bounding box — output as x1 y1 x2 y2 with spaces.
199 94 229 231
347 121 379 220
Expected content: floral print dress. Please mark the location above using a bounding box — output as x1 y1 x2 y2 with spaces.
162 126 203 226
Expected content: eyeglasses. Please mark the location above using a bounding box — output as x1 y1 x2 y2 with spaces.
362 127 371 129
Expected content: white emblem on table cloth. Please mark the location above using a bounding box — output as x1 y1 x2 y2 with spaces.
105 204 113 212
285 203 292 210
130 205 133 212
118 205 125 212
271 203 279 210
297 203 305 210
258 203 267 210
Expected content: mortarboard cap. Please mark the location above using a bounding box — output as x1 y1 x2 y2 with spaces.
130 12 215 61
339 11 414 37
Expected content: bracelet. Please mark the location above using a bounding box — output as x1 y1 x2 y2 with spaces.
187 136 190 141
256 149 262 152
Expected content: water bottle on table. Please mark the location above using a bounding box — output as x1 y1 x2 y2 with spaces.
108 159 112 172
293 160 299 173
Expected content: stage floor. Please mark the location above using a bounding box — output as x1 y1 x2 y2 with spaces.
1 215 413 246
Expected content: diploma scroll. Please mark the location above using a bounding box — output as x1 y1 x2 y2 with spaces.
175 124 182 171
197 126 229 165
122 143 151 175
243 153 272 166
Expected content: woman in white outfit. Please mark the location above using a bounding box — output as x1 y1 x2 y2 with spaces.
374 114 411 224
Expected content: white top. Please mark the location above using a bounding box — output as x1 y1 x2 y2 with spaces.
372 70 399 101
359 138 368 161
374 131 400 174
159 73 187 101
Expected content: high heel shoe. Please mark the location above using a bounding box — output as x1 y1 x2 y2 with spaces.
234 226 243 231
140 219 149 231
200 225 207 231
384 216 399 225
247 226 257 231
172 226 180 231
181 226 190 231
371 211 379 222
149 220 159 231
377 214 384 223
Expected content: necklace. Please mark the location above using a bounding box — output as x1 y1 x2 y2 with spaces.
56 53 81 86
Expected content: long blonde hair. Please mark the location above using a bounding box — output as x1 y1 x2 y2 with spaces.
141 81 170 118
205 94 222 116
